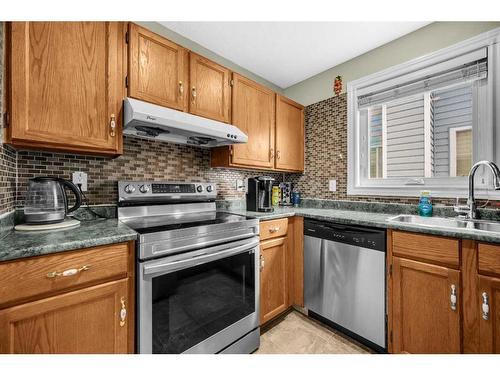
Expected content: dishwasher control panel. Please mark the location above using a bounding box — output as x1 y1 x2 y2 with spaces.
304 219 386 251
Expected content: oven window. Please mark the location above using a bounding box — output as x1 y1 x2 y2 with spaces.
151 250 255 353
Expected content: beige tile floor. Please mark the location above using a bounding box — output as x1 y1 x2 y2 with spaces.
255 310 372 354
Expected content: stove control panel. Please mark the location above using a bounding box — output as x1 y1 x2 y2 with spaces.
118 181 217 203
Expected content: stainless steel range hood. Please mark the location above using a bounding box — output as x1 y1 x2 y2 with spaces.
123 97 247 147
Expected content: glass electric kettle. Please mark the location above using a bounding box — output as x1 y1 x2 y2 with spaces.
24 177 83 224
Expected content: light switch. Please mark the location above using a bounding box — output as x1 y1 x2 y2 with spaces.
329 179 337 192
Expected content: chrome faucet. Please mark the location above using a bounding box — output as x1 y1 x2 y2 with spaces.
454 160 500 219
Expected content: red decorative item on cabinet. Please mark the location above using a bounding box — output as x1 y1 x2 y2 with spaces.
334 75 343 96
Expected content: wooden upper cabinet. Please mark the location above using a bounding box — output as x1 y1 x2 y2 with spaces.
230 73 275 169
6 22 125 155
478 275 500 353
128 23 188 111
275 95 304 172
260 237 288 324
189 52 231 123
0 279 130 354
392 257 461 353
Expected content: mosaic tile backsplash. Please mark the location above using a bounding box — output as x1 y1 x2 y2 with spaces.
15 137 291 207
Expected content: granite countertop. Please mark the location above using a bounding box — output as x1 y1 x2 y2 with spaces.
3 203 500 264
223 206 500 244
0 219 138 263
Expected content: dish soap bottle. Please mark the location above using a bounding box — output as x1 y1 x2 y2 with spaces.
418 191 433 217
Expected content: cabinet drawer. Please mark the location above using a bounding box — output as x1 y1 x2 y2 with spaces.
260 218 288 241
0 242 130 308
392 231 460 268
478 243 500 277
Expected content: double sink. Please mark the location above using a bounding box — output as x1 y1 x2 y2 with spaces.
387 214 500 234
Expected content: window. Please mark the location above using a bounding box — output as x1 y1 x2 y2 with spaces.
347 29 500 198
366 84 474 180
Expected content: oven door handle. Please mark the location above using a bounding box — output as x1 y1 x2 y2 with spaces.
142 238 259 276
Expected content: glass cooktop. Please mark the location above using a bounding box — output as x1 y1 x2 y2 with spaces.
121 211 249 234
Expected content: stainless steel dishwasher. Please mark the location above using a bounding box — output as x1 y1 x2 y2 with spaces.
303 219 386 351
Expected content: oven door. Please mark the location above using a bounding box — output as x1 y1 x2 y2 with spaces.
138 237 260 354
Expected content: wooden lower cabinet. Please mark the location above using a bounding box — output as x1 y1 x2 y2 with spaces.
260 237 288 324
478 275 500 353
0 279 129 354
0 242 135 354
388 230 500 354
391 256 461 353
259 217 304 326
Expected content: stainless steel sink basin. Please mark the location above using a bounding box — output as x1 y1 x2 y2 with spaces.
387 214 500 233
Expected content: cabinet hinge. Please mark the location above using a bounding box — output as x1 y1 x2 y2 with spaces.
230 79 234 87
125 31 129 44
125 76 129 88
3 112 9 128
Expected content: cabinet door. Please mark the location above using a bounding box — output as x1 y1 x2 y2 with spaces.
260 237 288 324
7 22 125 155
0 279 130 354
231 73 275 169
479 275 500 353
392 257 461 353
128 23 188 111
275 95 304 172
189 52 231 123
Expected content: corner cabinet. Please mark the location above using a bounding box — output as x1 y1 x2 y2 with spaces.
275 95 305 172
6 22 126 156
228 73 276 169
0 242 135 354
211 81 304 172
128 23 189 112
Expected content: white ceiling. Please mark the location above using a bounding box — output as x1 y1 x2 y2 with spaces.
160 22 431 89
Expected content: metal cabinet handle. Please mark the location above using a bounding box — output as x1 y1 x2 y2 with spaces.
191 87 197 103
482 292 489 320
109 114 116 137
276 150 281 160
47 265 91 278
259 255 264 271
450 284 457 311
120 297 127 327
269 227 281 233
179 81 184 95
270 148 275 159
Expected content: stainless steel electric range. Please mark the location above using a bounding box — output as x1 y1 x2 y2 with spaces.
117 181 260 354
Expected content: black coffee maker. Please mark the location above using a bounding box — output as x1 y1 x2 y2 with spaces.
246 176 274 212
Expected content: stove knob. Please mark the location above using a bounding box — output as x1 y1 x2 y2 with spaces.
124 184 136 194
206 185 213 193
197 185 204 193
139 185 150 194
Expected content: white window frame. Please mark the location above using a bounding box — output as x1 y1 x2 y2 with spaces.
449 125 473 177
347 27 500 198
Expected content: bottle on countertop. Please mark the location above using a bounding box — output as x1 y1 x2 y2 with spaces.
292 188 301 207
418 190 433 217
272 185 281 207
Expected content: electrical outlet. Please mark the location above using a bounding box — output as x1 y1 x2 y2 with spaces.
72 171 88 192
235 179 245 192
329 179 337 192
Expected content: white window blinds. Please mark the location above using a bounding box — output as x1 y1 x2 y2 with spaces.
358 48 487 109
